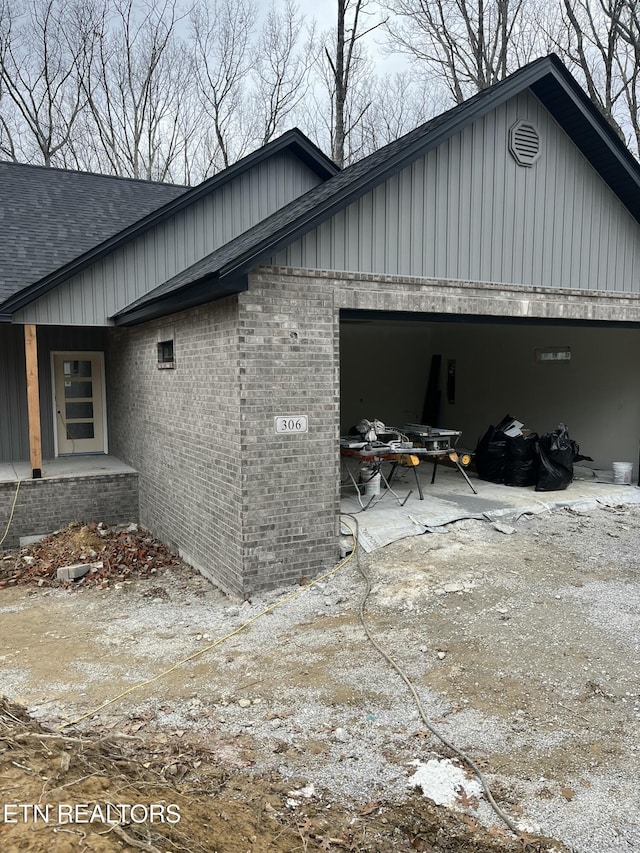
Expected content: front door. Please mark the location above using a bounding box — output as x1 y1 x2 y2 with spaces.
52 352 106 455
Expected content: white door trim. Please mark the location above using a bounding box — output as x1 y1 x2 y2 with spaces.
50 351 108 457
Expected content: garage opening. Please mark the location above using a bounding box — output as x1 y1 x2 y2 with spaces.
340 310 640 474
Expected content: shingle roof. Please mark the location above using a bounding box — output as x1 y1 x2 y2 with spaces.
0 128 337 316
0 162 186 304
114 54 640 325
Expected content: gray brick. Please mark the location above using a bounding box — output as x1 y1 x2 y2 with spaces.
0 473 138 549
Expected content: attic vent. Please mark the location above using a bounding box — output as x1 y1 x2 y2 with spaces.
509 120 541 166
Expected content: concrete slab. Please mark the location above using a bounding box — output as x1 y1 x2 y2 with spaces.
56 562 91 582
0 455 136 483
0 463 19 483
340 461 640 552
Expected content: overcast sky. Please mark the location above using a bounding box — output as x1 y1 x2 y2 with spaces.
275 0 404 72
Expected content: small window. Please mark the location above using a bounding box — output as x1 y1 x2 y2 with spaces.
157 339 175 369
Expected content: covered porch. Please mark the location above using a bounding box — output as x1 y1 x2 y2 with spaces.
0 323 139 549
0 323 111 472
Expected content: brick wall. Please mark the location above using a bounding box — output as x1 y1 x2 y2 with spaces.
107 275 342 596
112 264 629 597
106 265 640 597
107 299 244 594
11 267 636 593
238 271 340 593
0 473 138 549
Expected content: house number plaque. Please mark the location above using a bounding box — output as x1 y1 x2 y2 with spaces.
274 415 308 434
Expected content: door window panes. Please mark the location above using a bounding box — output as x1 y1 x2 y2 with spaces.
64 381 93 398
65 402 94 420
66 422 95 439
63 360 92 377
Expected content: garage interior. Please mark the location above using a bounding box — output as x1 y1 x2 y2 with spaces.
340 310 640 481
338 310 640 550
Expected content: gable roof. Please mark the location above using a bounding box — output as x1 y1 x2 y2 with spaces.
113 53 640 326
0 129 337 319
0 163 186 306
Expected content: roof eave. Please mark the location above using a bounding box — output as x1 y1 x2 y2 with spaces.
529 71 640 218
111 276 247 326
215 57 640 282
2 129 337 316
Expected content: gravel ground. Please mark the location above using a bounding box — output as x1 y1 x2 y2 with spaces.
1 502 639 852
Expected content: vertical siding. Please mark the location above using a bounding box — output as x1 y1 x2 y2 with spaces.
271 90 640 292
0 325 108 462
0 325 29 462
15 152 324 326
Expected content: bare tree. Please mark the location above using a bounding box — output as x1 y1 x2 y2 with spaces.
383 0 546 104
610 0 640 153
81 0 194 181
353 71 444 154
304 0 386 167
326 0 387 166
0 0 96 165
252 0 310 146
190 0 256 172
546 0 640 154
0 0 17 160
555 1 626 135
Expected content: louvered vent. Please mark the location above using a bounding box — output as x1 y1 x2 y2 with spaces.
509 120 541 166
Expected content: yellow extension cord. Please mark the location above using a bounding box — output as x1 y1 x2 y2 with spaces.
55 517 520 837
56 531 357 730
0 479 21 549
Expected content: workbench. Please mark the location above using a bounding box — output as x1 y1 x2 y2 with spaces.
340 440 477 510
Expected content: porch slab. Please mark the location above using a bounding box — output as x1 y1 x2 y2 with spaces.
341 462 640 551
0 455 136 483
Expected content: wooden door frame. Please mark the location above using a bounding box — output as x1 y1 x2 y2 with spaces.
50 351 109 457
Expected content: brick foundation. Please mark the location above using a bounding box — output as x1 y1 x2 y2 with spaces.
0 472 139 549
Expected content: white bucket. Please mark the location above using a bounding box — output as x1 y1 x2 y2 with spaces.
360 466 381 496
612 462 633 485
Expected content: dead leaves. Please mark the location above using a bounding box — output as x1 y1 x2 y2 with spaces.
356 800 380 816
455 785 479 810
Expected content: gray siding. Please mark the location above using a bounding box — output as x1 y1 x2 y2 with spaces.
271 91 640 291
0 325 28 461
0 325 107 462
15 152 323 326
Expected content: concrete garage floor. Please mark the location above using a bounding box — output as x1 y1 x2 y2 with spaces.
340 460 640 551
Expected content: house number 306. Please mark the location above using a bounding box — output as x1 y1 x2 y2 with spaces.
274 416 308 434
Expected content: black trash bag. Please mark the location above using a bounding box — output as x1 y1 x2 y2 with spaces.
536 423 575 492
475 414 514 484
504 432 539 487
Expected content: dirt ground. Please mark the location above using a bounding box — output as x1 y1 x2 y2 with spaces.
1 505 639 852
